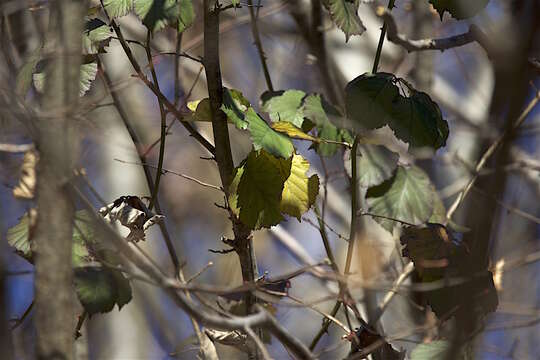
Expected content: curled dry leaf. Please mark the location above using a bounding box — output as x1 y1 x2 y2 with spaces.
99 195 164 242
13 150 38 199
204 328 250 353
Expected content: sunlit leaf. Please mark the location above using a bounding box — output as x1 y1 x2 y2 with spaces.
345 72 448 149
222 88 250 130
177 0 195 33
345 144 399 188
261 90 306 127
82 18 113 55
280 154 319 220
271 121 317 141
102 0 134 18
187 98 213 122
429 0 489 20
13 150 38 199
245 108 294 159
322 0 366 42
366 165 434 232
33 62 98 97
234 150 290 229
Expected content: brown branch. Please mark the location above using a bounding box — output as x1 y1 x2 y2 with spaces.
246 0 274 91
71 186 314 359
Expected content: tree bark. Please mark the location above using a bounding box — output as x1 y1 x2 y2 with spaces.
33 1 85 358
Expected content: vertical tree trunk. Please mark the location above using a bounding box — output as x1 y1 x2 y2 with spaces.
33 1 85 358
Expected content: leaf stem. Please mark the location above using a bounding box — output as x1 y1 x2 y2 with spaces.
371 0 396 73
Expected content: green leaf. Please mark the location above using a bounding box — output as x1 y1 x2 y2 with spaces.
7 210 96 265
245 108 294 159
261 90 306 127
33 62 98 97
429 0 489 20
429 189 446 224
82 18 113 55
411 341 463 359
187 98 213 122
177 0 195 33
135 0 192 33
235 150 290 229
222 88 250 130
16 46 42 96
102 0 134 18
280 154 319 220
345 144 399 188
302 94 348 156
366 165 434 232
74 267 132 315
7 212 34 262
322 0 365 42
345 72 449 149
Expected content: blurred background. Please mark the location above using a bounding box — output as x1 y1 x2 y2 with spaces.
1 0 539 359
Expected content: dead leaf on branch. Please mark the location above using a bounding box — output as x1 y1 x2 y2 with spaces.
99 195 164 242
13 150 38 199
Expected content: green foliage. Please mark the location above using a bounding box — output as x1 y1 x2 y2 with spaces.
103 0 133 17
245 108 294 159
231 150 291 229
187 98 213 122
103 0 194 33
261 90 306 127
345 72 448 149
229 150 319 230
74 267 132 315
322 0 365 41
345 144 399 188
302 94 350 156
366 166 436 232
82 18 113 55
33 63 98 97
221 88 250 130
429 0 490 20
6 210 133 315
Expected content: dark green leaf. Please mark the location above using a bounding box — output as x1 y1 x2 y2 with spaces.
234 150 290 229
366 165 434 232
135 0 192 33
429 0 489 20
345 144 399 188
6 211 34 262
261 90 306 127
245 108 294 159
322 0 365 41
345 72 449 149
74 267 132 315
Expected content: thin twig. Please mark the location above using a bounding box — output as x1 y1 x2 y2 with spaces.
246 0 273 91
114 158 223 191
446 88 540 221
372 0 396 73
244 325 272 360
144 30 167 211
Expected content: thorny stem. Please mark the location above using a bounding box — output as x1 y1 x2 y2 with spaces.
247 0 274 92
145 30 167 211
372 0 396 73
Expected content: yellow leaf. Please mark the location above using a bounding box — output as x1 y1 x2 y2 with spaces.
271 121 318 142
280 154 319 220
13 150 38 199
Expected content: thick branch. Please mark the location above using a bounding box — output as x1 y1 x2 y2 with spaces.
33 1 85 358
